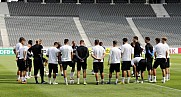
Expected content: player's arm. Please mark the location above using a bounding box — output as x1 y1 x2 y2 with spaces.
23 50 27 61
154 46 157 60
154 52 157 60
91 48 97 60
101 49 106 60
71 48 73 60
71 52 73 60
82 47 89 60
131 59 136 77
108 50 112 65
76 50 82 60
165 48 169 62
46 49 49 57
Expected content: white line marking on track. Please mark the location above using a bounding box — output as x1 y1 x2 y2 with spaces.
146 83 181 92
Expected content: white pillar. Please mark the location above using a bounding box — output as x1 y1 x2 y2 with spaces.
94 0 96 4
76 0 81 4
128 0 130 4
145 0 149 4
110 0 115 5
7 0 11 2
60 0 62 3
24 0 27 3
161 0 167 4
41 0 46 4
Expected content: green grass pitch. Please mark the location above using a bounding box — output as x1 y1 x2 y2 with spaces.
0 54 181 97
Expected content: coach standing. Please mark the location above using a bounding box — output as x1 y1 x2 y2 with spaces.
76 40 89 85
31 39 46 84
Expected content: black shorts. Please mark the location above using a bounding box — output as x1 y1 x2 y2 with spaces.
166 58 170 68
110 63 120 73
49 63 58 73
26 59 32 68
33 58 44 71
137 59 146 72
70 61 76 68
16 58 20 68
146 57 153 71
153 58 166 69
93 62 104 73
62 61 73 70
77 62 87 71
121 61 131 70
18 59 27 71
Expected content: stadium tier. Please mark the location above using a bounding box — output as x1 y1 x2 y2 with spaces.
80 17 134 46
164 4 181 17
133 17 181 47
0 2 180 47
7 3 79 16
97 4 156 17
7 3 156 17
5 16 81 46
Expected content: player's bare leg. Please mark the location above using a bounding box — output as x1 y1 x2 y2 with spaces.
77 70 81 85
63 70 68 85
83 69 87 85
127 70 131 84
95 73 99 85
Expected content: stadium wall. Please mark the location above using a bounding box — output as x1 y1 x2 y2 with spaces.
0 47 181 55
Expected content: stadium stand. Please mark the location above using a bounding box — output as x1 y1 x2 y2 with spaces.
97 4 156 17
131 0 145 3
166 0 180 3
7 3 156 17
2 2 180 47
7 2 79 16
114 0 128 3
80 17 134 46
80 0 94 3
133 17 181 47
164 4 181 17
5 16 81 46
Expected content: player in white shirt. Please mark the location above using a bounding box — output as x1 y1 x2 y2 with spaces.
18 39 28 84
24 40 33 79
14 37 25 82
107 41 121 84
131 57 146 83
121 38 133 84
162 37 170 81
46 42 61 85
153 38 168 83
91 40 106 85
60 39 73 85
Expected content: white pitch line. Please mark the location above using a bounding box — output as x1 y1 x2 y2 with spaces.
146 83 181 92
